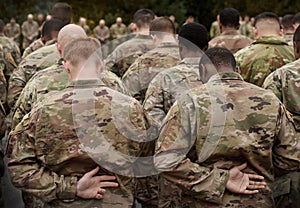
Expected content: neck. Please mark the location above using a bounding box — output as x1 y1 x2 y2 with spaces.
136 27 150 35
221 25 237 32
156 34 176 45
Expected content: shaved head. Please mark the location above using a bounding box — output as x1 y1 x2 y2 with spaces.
58 24 87 52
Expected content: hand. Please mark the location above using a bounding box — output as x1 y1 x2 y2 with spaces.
226 163 266 194
76 166 119 199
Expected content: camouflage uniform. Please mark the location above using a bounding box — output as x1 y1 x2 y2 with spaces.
4 22 21 46
239 22 254 39
93 25 110 44
12 59 130 128
0 45 8 138
21 20 39 49
208 29 252 53
102 34 135 59
7 79 152 208
263 59 300 208
284 33 294 46
105 34 154 77
22 38 45 59
8 44 59 109
122 42 180 103
0 34 21 79
235 35 295 87
110 23 127 39
143 57 202 126
154 72 300 208
209 21 220 39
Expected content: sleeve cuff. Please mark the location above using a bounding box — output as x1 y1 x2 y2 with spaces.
56 176 77 201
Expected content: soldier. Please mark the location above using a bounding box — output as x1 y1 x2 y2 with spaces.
281 14 295 46
110 17 127 39
22 19 65 59
106 9 155 77
122 17 180 103
235 12 294 87
0 19 20 81
8 3 73 109
5 18 21 47
209 15 220 39
263 26 300 208
169 15 179 33
7 37 152 208
239 15 254 39
79 17 91 36
292 12 300 30
21 14 39 50
93 19 110 44
154 47 299 208
37 13 45 35
12 25 129 129
209 8 252 53
144 22 208 126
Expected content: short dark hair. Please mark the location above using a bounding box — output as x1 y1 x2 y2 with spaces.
41 19 65 39
219 8 240 28
133 9 155 28
51 2 72 25
254 12 280 27
178 23 208 51
150 17 176 37
293 12 300 25
0 20 4 32
293 25 300 42
281 14 294 31
200 47 236 72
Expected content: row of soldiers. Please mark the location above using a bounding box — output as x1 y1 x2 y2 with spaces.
0 2 299 208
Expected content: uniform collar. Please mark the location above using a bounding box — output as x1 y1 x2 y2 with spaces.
45 39 57 46
220 29 240 36
181 57 201 66
253 35 288 45
157 41 178 48
68 79 106 88
208 72 244 83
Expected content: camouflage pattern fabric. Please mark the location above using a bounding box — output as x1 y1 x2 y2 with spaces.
154 72 300 208
22 38 45 59
209 21 220 39
239 22 254 39
122 42 180 104
4 23 21 45
143 57 202 126
93 25 110 44
283 33 293 46
0 34 20 78
0 45 7 138
235 35 295 87
21 20 39 49
8 44 59 109
12 59 130 128
105 34 154 77
110 23 128 39
208 29 252 53
7 79 152 208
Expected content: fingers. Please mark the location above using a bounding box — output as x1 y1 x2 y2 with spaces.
248 173 264 180
86 166 100 177
98 175 116 181
249 180 266 186
99 181 119 188
236 162 247 171
243 190 259 194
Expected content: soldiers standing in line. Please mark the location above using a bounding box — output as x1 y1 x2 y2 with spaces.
208 8 252 53
239 15 254 39
154 47 299 208
4 18 21 47
7 37 152 208
122 17 180 103
93 19 110 44
79 17 91 36
235 12 295 87
21 14 39 50
263 25 300 208
106 9 155 77
110 17 128 39
143 22 208 126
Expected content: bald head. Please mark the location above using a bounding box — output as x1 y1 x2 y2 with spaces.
57 24 87 55
28 14 33 22
116 17 122 25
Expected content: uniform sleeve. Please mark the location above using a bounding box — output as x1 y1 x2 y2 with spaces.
6 110 78 203
273 104 300 176
122 62 142 102
143 73 167 126
154 100 229 205
263 69 283 101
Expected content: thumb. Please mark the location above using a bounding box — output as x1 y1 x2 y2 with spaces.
86 166 100 177
237 162 247 171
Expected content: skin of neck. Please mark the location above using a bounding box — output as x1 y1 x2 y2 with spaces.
70 61 102 81
136 26 150 35
220 24 239 33
153 33 176 46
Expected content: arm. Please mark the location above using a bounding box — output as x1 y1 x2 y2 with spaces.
262 69 283 101
122 62 142 103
